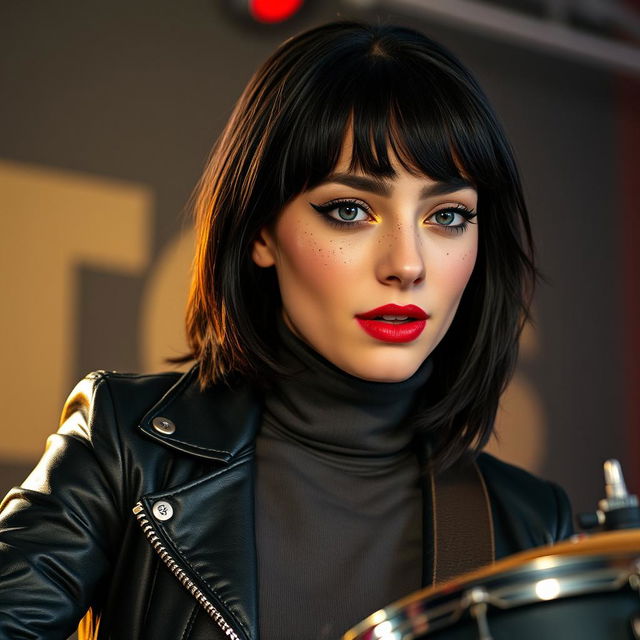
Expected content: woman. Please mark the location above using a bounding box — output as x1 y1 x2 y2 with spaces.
0 21 572 640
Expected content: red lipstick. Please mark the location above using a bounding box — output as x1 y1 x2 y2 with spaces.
355 304 429 343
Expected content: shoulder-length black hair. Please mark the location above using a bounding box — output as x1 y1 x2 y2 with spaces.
184 21 536 470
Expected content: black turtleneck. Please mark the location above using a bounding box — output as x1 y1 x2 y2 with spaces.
255 318 433 640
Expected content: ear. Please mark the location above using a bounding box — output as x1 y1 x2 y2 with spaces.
251 226 277 268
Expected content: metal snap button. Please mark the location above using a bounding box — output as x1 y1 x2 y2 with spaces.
152 416 175 435
152 500 174 521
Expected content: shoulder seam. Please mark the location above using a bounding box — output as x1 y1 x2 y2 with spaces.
89 374 128 522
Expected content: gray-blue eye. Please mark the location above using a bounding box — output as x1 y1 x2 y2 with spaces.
434 210 457 225
310 200 371 226
337 204 360 221
429 207 477 231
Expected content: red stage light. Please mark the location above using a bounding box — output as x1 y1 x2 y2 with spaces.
249 0 304 23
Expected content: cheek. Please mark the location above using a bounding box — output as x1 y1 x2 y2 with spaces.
275 221 358 301
431 242 478 310
447 246 477 291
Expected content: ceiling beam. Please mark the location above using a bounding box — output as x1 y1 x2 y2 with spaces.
353 0 640 76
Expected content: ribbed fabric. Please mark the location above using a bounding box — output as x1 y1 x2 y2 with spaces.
255 317 432 640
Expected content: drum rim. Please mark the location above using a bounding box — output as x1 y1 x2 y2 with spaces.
342 531 640 640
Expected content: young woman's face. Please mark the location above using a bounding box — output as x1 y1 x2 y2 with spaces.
252 145 479 382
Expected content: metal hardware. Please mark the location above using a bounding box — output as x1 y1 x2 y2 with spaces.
579 459 640 531
132 502 243 640
344 547 640 639
470 601 492 640
605 460 630 501
600 459 639 511
152 500 174 521
634 566 640 640
464 588 493 640
152 416 176 435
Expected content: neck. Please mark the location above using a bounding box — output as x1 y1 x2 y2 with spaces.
260 316 433 459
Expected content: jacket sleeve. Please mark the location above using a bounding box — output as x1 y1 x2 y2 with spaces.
0 373 126 639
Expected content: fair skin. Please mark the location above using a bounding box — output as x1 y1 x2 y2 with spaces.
252 142 479 382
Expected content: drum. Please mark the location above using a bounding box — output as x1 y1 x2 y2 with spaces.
342 530 640 640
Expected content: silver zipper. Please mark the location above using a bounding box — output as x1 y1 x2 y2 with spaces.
133 502 243 640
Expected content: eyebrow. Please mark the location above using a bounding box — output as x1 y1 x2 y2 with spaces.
322 173 475 198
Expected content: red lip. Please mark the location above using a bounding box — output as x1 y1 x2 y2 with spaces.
355 304 428 320
355 304 429 344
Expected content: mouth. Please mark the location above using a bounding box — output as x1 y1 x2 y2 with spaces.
354 304 429 343
374 316 412 323
355 304 429 322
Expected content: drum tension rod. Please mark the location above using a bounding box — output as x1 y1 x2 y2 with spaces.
464 587 494 640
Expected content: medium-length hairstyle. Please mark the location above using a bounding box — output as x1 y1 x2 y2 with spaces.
183 21 536 470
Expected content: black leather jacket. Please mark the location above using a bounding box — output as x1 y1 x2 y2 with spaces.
0 367 573 640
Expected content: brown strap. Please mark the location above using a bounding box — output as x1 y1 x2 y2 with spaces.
430 456 495 585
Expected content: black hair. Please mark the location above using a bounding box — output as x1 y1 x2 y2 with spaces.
184 21 535 470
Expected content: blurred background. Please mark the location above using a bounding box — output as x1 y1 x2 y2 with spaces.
1 0 639 527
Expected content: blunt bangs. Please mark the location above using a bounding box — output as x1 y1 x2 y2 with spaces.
268 26 509 205
184 21 536 471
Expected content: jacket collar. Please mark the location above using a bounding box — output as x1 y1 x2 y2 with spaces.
137 365 263 462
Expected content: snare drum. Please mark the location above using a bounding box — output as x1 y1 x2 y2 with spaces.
342 530 640 640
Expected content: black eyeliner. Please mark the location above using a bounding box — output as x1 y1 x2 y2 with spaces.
309 199 372 228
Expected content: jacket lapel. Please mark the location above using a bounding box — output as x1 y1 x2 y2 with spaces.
138 365 262 462
139 457 257 640
136 366 263 640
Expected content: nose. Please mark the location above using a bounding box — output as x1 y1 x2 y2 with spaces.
376 224 426 288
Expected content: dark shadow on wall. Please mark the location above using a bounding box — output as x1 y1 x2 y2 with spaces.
0 460 32 498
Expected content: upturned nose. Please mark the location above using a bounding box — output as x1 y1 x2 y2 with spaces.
376 225 426 288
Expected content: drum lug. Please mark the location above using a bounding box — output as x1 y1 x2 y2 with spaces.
463 587 494 640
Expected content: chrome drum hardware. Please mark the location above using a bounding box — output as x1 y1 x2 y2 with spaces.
343 530 640 640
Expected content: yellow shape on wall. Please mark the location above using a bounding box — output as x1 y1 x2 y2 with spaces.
0 159 151 461
485 321 547 473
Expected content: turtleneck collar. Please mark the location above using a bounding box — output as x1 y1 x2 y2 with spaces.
261 315 433 460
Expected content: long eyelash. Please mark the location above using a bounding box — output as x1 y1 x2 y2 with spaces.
309 199 372 228
430 205 477 234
